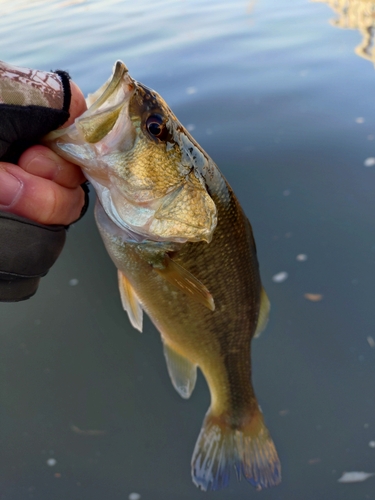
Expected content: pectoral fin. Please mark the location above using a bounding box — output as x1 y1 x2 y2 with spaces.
254 287 270 338
163 342 197 399
154 255 215 311
117 270 143 332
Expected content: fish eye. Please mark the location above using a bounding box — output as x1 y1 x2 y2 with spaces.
146 114 166 139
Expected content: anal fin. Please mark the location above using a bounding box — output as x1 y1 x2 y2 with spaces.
117 270 143 332
254 287 270 339
163 342 197 399
154 255 215 311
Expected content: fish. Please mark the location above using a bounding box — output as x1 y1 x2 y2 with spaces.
45 61 281 491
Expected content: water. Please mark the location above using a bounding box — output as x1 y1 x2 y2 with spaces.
1 0 375 498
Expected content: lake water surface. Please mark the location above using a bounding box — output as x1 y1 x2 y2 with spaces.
1 0 375 499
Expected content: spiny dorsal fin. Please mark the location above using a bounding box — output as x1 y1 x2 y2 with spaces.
117 270 143 332
163 342 197 399
154 255 215 311
254 287 270 339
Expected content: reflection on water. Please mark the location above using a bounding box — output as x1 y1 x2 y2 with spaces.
0 0 85 15
313 0 375 64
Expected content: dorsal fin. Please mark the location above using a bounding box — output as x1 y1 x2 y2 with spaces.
163 342 197 399
254 287 270 339
117 270 143 332
154 255 215 311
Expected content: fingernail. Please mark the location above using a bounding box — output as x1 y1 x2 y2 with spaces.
26 154 59 180
0 169 22 206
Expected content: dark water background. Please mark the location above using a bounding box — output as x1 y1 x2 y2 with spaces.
1 0 375 498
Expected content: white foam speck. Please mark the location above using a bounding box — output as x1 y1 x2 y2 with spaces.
369 441 375 448
129 494 141 500
338 471 375 483
46 458 57 467
364 157 375 167
296 254 308 261
186 86 197 95
356 117 365 124
187 124 195 132
69 278 79 286
272 272 288 283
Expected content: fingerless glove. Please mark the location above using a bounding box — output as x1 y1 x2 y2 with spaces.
0 62 86 301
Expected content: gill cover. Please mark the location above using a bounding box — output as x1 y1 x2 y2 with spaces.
45 61 217 244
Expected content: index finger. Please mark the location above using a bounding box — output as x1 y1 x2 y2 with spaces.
18 145 86 188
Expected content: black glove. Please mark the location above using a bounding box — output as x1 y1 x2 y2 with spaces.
0 67 87 302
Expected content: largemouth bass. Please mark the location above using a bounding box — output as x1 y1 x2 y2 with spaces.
45 61 281 491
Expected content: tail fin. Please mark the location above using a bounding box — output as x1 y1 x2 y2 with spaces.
191 408 281 491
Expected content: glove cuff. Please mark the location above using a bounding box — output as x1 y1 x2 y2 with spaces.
54 69 72 112
0 275 41 302
0 211 66 302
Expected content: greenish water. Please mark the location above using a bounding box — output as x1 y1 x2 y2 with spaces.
1 0 375 498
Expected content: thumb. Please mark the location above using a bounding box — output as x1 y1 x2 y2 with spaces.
62 80 87 127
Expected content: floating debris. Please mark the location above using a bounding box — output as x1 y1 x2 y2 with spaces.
338 471 375 483
279 409 290 417
186 86 197 95
355 117 365 124
54 472 62 478
69 278 79 286
369 441 375 448
308 458 321 465
364 157 375 167
272 272 288 283
71 425 107 436
296 254 307 262
129 494 141 500
367 336 375 348
304 293 323 302
46 458 57 467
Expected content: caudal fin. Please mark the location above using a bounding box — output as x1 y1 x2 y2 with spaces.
191 408 281 491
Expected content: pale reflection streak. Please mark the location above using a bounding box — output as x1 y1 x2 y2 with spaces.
312 0 375 64
0 0 85 15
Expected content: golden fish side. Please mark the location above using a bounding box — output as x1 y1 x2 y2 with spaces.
45 61 281 491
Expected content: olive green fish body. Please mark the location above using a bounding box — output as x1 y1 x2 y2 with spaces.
45 61 281 491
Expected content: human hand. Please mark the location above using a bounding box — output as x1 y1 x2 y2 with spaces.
0 81 87 226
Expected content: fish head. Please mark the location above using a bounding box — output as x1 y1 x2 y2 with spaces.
45 61 217 243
